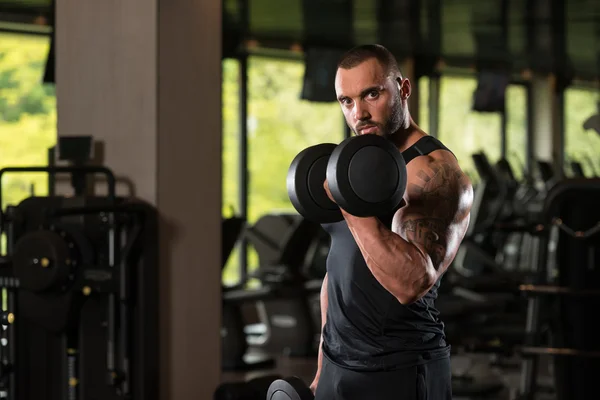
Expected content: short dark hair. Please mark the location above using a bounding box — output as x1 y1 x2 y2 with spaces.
337 44 402 78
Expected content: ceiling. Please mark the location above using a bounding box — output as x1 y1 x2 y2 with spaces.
1 0 598 81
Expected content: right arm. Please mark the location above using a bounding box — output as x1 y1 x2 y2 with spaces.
310 273 328 394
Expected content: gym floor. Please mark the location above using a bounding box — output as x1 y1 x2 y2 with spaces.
221 349 557 400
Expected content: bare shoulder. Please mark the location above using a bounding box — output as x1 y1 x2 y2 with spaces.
392 150 474 270
402 151 473 221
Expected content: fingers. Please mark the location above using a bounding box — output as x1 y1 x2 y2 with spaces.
323 180 336 203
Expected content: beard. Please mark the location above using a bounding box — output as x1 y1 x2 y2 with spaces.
382 89 405 137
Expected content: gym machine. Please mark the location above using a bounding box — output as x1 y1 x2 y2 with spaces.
221 214 276 371
0 137 159 400
221 212 324 372
517 178 600 400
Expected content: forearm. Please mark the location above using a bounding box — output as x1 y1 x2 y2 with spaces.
343 212 434 303
314 337 324 380
312 274 328 387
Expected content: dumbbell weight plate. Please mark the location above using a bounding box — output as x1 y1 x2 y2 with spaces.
267 377 314 400
287 143 344 224
327 134 407 217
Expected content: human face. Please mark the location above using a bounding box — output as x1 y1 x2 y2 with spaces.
335 58 409 137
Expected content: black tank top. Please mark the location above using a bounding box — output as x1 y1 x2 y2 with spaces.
321 136 454 371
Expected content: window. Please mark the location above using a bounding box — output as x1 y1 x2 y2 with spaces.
246 56 344 271
222 56 347 285
564 87 600 177
418 76 430 134
0 32 56 253
222 59 241 214
438 75 502 183
221 58 242 286
247 56 345 221
505 85 528 179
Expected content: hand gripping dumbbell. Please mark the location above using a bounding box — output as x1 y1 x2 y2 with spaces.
287 134 407 223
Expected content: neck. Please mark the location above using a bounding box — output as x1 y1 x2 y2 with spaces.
389 116 426 152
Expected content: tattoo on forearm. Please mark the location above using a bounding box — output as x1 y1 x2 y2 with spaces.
399 161 471 270
401 218 446 268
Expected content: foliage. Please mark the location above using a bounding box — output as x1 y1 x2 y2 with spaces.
0 33 56 255
438 76 503 183
222 59 240 216
246 57 344 222
564 89 600 177
0 33 56 210
222 57 344 284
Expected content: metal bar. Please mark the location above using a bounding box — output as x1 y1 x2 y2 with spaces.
428 0 442 56
519 284 600 296
525 82 534 178
519 296 540 398
238 56 248 283
424 0 441 138
48 147 56 196
0 25 51 36
518 228 546 398
555 88 565 178
501 110 507 159
0 166 117 209
238 0 250 284
5 221 16 400
521 346 600 358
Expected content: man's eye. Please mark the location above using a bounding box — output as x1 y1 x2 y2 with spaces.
368 91 379 98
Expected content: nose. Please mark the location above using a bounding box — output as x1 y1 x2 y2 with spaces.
353 101 370 121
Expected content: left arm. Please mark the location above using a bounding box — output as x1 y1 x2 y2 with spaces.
340 159 473 304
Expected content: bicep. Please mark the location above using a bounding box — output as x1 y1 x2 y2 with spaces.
391 163 473 271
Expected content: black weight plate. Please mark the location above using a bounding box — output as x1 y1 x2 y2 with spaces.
267 377 314 400
287 143 343 224
327 134 407 217
13 230 71 293
214 382 254 400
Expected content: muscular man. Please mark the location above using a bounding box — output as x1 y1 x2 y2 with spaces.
310 45 473 399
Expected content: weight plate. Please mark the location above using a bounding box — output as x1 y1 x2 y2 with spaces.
13 230 72 293
267 377 314 400
327 134 407 217
287 143 343 224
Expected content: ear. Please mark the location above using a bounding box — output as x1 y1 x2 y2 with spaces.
396 77 411 100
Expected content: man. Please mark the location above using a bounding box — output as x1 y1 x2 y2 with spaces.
311 44 473 399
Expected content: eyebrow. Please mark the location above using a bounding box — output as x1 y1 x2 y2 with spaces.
337 85 384 102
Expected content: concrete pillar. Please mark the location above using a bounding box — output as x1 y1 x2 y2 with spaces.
530 73 563 174
56 0 222 398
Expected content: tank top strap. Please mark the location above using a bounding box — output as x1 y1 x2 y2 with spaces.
401 136 455 165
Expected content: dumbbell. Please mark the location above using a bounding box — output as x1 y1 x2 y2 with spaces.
214 374 282 400
266 377 314 400
287 134 407 223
